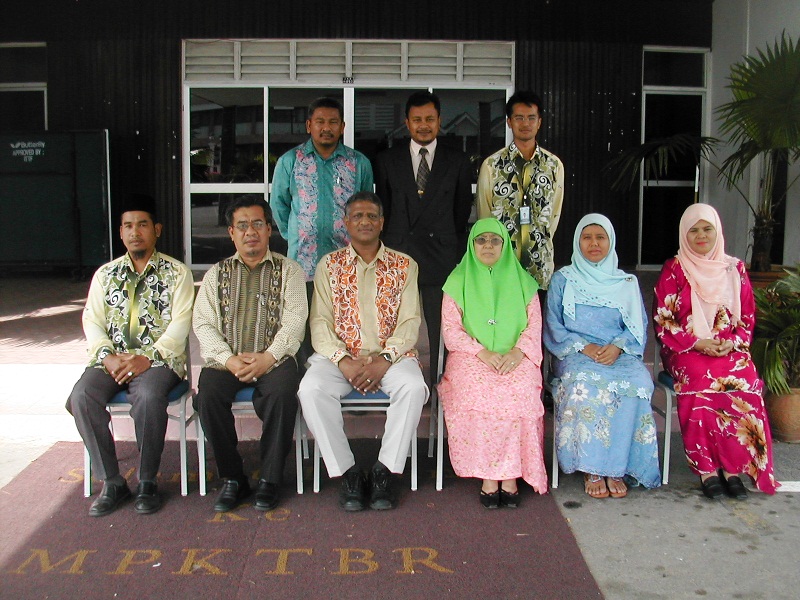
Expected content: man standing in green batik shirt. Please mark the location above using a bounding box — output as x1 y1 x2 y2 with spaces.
66 193 194 517
477 91 565 290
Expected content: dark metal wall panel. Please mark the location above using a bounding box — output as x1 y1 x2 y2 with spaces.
4 0 712 45
47 39 183 257
5 1 708 259
517 41 643 267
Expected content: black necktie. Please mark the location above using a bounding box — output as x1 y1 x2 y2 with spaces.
416 147 430 195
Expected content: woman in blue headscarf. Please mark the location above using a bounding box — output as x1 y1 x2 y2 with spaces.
544 214 661 499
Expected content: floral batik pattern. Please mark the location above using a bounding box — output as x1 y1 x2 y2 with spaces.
89 252 186 376
483 143 563 288
325 247 410 358
653 257 779 493
291 146 358 277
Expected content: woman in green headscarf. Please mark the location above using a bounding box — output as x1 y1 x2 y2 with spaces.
439 218 547 508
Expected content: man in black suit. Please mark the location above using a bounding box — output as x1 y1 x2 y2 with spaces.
375 91 474 381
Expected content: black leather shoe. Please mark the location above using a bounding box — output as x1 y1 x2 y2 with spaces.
89 481 132 517
369 462 394 510
480 489 500 509
500 488 521 508
701 476 724 499
723 475 748 500
213 478 251 512
339 467 367 512
253 479 281 511
133 481 162 514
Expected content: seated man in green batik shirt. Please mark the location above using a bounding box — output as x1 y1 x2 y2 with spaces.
66 193 194 517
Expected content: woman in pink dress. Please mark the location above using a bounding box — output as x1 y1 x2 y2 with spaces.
438 218 547 508
653 204 779 499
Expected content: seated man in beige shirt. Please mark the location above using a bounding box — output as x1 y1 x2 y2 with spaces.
193 196 308 513
298 191 429 511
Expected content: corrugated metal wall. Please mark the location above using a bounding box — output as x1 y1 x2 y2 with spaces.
517 41 642 265
4 0 711 262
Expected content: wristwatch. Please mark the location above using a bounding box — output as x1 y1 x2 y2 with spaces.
379 352 392 364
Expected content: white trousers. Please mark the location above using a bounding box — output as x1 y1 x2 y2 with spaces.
298 353 429 477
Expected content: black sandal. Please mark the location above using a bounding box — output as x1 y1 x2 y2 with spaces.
480 489 500 509
701 476 724 499
723 475 748 500
500 489 520 508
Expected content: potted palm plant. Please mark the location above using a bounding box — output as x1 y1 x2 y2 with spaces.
752 264 800 442
606 33 800 273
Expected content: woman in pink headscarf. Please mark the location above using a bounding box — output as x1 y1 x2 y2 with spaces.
653 204 778 499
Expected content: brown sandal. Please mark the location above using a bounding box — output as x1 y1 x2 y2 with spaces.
584 473 609 499
606 477 628 498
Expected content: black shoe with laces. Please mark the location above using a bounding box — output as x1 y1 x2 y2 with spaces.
339 467 367 511
369 462 394 510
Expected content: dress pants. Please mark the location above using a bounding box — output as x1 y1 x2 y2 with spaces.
298 353 429 477
194 359 299 484
66 366 179 482
420 283 444 383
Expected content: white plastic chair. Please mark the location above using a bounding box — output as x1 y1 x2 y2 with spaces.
312 388 418 492
652 341 675 484
83 379 198 497
196 386 309 495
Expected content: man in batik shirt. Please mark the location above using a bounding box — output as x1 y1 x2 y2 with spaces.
193 195 307 513
271 96 374 363
67 193 194 517
298 192 428 512
477 90 564 289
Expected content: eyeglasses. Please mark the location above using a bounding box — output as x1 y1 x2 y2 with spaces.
474 236 503 247
233 220 267 232
511 115 540 123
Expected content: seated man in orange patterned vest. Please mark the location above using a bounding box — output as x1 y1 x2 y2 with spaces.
298 191 429 512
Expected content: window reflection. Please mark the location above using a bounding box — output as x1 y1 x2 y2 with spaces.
190 88 265 183
268 88 342 180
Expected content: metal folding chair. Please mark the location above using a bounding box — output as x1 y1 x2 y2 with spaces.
312 388 418 492
83 379 198 497
195 386 309 496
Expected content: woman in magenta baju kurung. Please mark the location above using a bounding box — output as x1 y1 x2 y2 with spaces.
653 204 778 497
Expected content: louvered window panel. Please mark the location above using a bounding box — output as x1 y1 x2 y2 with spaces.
183 39 513 85
184 41 236 80
463 43 514 84
352 42 402 80
240 41 292 80
407 42 458 81
296 41 346 80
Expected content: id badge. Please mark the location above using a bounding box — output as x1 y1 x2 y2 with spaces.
519 205 531 225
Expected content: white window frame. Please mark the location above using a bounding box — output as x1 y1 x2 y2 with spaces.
182 39 515 269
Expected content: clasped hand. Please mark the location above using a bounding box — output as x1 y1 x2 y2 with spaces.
339 355 391 394
693 338 734 358
581 343 622 366
477 347 524 375
226 352 277 383
103 353 152 385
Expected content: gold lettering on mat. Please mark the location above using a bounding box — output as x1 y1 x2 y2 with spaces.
109 550 162 575
8 547 457 576
393 547 454 574
11 549 97 574
172 549 232 575
332 548 379 575
256 549 313 575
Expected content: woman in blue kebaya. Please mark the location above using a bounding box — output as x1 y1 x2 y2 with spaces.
544 214 661 498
